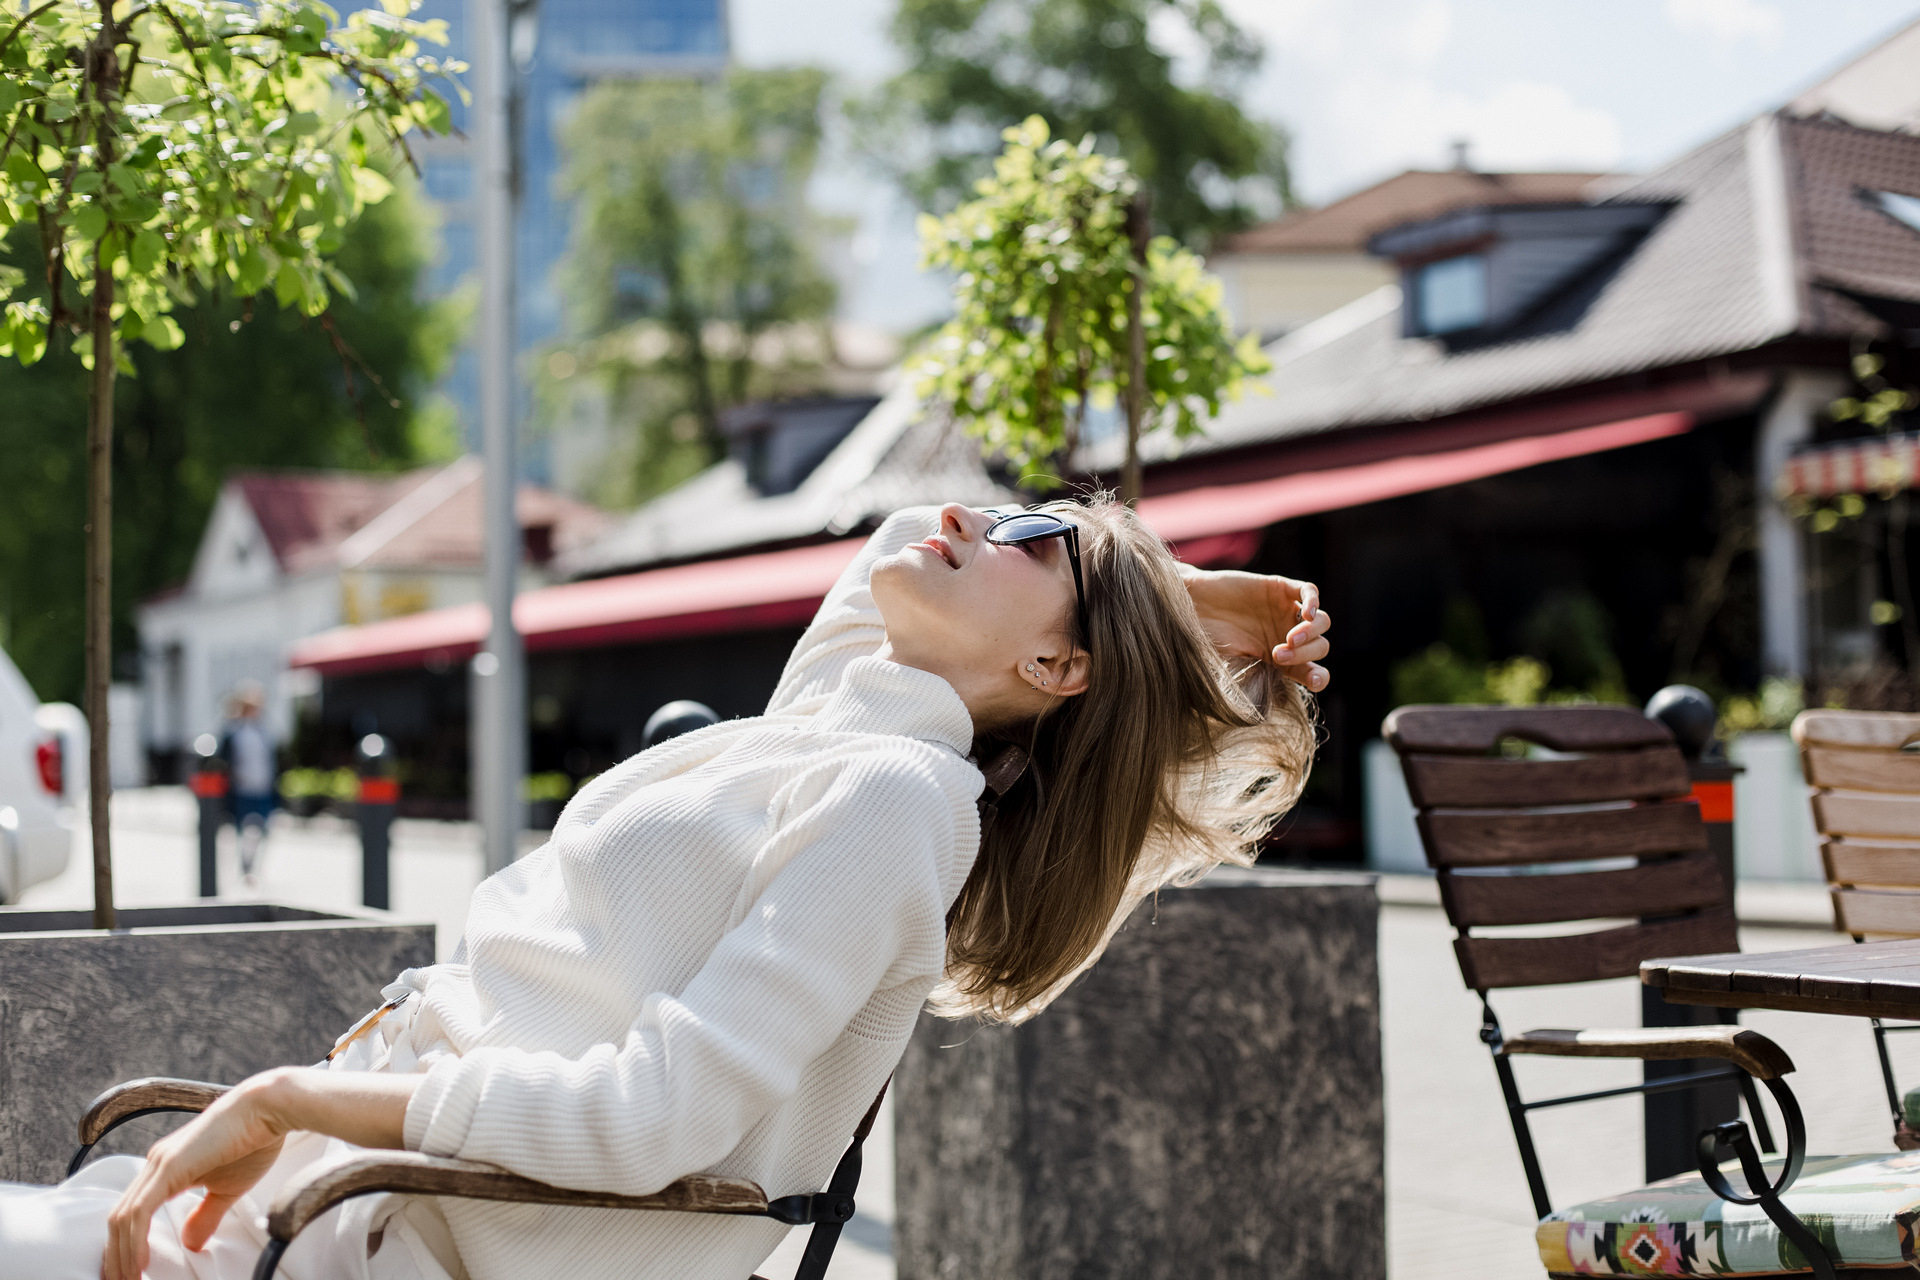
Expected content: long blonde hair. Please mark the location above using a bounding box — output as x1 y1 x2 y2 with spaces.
934 494 1316 1023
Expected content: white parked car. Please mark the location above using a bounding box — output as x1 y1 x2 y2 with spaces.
0 645 86 902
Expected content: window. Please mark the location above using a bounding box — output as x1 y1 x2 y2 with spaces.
1868 189 1920 236
1416 254 1488 335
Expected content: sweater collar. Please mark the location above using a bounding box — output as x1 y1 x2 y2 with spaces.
815 656 975 756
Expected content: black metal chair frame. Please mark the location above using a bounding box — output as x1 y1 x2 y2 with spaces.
1387 703 1845 1280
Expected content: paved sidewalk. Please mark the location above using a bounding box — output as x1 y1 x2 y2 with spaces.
21 793 1911 1280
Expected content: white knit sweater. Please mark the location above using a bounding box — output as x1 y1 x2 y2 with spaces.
392 507 981 1280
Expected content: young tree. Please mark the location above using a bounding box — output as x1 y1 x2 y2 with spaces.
916 116 1267 501
556 68 837 502
0 175 458 717
0 0 458 928
862 0 1290 247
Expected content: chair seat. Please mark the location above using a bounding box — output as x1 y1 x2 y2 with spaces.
1537 1151 1920 1275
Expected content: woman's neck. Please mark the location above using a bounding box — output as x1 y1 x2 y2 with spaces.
873 638 1006 732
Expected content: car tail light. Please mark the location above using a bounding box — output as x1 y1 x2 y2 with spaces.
34 737 62 796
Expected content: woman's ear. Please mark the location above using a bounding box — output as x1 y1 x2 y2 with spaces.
1032 650 1089 698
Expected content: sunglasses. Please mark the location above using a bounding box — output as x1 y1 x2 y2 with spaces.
985 511 1091 651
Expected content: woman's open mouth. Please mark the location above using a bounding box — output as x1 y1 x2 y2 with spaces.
915 535 961 569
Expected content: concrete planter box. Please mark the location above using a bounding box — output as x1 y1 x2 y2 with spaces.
0 903 433 1182
895 868 1382 1280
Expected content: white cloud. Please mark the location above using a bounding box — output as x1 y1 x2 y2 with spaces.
1314 76 1623 188
1388 0 1454 67
1664 0 1784 45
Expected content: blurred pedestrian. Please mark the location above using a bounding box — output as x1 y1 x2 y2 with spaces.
219 681 275 888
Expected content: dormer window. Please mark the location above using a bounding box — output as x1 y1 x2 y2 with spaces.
1371 201 1671 346
1415 254 1488 335
1866 189 1920 236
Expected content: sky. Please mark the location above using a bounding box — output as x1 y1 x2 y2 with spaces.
727 0 1920 328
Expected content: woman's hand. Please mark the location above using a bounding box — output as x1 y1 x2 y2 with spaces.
103 1070 294 1280
102 1064 421 1279
1180 566 1332 691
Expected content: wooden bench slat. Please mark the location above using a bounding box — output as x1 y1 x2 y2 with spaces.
1438 851 1725 927
1794 710 1920 751
1833 888 1920 937
1419 801 1706 868
1824 839 1920 888
1455 912 1738 989
1385 704 1673 755
1402 748 1690 808
1812 792 1920 840
1803 746 1920 793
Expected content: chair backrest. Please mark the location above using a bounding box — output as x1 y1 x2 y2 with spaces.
1384 704 1736 992
1793 710 1920 937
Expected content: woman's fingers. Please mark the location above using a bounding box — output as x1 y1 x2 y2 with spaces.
181 1190 242 1252
1271 609 1332 664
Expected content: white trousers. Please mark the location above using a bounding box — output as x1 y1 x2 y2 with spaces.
0 997 463 1280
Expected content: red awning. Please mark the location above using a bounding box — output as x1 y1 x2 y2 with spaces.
295 409 1695 678
1135 411 1695 543
1779 432 1920 498
289 539 863 678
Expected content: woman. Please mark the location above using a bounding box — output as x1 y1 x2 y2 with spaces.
8 497 1330 1280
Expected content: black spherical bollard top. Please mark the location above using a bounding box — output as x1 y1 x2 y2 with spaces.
644 700 720 749
1645 684 1718 760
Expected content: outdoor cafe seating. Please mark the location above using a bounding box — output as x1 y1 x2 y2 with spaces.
1386 703 1920 1280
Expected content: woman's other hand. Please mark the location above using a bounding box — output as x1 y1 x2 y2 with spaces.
102 1064 421 1279
1180 566 1332 692
102 1070 292 1280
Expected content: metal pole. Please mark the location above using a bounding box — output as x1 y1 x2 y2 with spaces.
471 0 525 875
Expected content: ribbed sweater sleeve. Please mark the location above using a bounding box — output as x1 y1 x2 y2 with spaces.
401 752 956 1194
765 507 939 715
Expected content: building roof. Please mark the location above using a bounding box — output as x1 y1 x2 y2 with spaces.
1082 113 1920 475
1217 169 1609 256
231 459 610 577
560 384 1015 578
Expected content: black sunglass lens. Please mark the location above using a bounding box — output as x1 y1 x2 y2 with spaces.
991 514 1069 540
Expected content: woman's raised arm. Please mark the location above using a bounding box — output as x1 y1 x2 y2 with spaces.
1179 564 1332 691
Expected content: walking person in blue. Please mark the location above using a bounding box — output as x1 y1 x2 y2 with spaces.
219 681 276 888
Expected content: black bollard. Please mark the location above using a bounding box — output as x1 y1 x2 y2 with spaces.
1641 684 1744 1182
356 733 399 911
188 734 228 898
644 700 719 749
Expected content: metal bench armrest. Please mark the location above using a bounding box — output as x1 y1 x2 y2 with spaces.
1501 1026 1795 1079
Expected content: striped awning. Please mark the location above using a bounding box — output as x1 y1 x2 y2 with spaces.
1779 433 1920 498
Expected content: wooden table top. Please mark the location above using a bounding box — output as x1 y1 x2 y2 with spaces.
1642 937 1920 1020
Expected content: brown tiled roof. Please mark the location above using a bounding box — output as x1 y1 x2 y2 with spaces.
1783 113 1920 327
1219 170 1610 255
234 470 435 575
231 462 609 575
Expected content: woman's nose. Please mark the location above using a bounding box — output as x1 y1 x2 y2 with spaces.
939 503 983 541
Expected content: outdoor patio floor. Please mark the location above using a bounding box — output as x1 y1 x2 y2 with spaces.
21 790 1915 1280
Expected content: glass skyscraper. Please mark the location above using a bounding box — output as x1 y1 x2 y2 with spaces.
409 1 729 471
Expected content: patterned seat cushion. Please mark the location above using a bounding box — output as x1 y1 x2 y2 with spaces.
1537 1151 1920 1275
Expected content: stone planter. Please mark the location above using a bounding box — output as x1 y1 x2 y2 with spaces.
0 903 433 1182
895 867 1382 1280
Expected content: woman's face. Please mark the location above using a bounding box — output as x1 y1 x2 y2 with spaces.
871 504 1089 711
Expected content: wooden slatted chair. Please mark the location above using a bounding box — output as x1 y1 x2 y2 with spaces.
70 1073 881 1280
1793 709 1920 1147
1384 704 1863 1280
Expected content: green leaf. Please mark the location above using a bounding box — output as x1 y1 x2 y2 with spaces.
4 153 39 185
67 203 106 240
110 195 159 224
351 166 393 205
140 314 184 350
0 80 19 116
235 248 270 296
71 171 102 194
274 260 305 308
131 229 165 275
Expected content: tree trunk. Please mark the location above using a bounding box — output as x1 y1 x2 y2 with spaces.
85 23 120 930
1121 195 1152 508
86 236 116 930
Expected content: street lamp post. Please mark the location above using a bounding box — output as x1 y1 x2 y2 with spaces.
470 0 527 875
